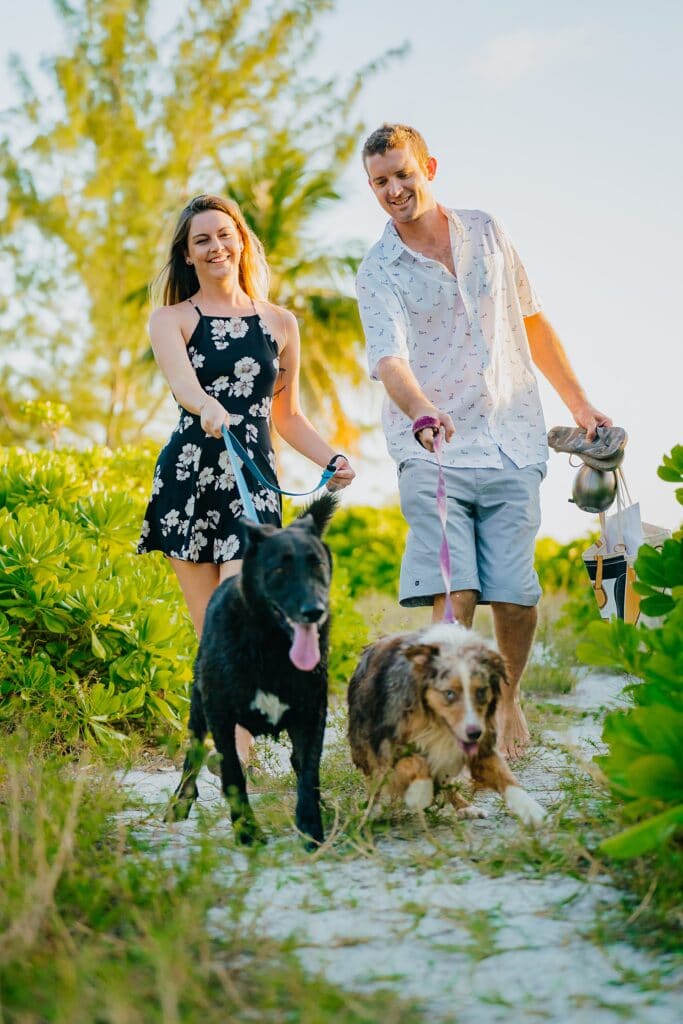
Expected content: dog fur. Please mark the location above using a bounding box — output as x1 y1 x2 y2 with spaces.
347 623 546 826
166 492 338 847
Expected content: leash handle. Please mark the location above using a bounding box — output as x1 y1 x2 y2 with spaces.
221 425 336 511
412 416 456 624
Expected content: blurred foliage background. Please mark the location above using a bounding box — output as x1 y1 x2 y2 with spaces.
0 0 403 451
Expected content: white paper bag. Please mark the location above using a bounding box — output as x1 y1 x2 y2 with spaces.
603 500 644 556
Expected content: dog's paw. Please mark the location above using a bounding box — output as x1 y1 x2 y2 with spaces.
404 778 434 812
165 800 185 823
456 804 489 820
233 819 267 847
302 833 324 853
165 787 196 823
504 785 546 827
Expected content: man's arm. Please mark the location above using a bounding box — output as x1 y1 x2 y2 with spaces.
524 312 612 440
377 356 455 452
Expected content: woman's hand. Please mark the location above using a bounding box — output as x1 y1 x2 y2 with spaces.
199 396 230 438
326 456 355 492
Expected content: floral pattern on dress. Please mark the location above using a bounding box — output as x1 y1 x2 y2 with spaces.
214 535 240 561
175 444 201 481
138 312 281 563
210 317 249 349
249 397 271 419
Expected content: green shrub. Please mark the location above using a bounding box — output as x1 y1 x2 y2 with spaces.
326 505 407 597
0 446 367 744
577 445 683 859
0 499 196 748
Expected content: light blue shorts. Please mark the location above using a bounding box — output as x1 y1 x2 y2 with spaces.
397 453 547 608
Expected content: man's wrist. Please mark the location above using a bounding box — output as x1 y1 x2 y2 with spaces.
567 392 590 417
408 401 438 421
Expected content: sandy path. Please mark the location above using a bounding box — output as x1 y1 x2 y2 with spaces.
122 673 682 1023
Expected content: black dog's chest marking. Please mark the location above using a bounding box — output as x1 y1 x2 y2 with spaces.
249 689 290 726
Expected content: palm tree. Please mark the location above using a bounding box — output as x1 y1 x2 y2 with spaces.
224 133 367 450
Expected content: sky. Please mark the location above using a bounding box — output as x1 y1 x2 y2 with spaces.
1 0 682 541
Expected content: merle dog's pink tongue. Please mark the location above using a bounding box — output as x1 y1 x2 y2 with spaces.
289 623 320 671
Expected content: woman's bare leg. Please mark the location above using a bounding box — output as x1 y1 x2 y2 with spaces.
168 558 220 636
169 558 253 765
218 560 253 765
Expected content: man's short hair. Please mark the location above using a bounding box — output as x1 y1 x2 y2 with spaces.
361 123 430 171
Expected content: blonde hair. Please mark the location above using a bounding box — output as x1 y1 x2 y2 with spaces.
361 123 430 171
153 194 269 306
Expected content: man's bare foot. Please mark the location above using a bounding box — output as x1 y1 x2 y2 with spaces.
497 700 530 760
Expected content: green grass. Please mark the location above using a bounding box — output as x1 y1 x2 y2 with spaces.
3 590 682 1021
0 731 423 1024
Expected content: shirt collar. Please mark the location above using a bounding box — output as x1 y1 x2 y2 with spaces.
378 206 466 265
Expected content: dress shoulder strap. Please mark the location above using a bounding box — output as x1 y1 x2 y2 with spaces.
187 297 202 318
253 299 287 353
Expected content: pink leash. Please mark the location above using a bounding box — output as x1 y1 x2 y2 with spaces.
412 416 456 624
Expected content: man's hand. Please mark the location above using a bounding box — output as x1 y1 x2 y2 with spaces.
414 407 455 452
571 401 613 441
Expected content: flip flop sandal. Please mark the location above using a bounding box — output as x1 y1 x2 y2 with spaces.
547 425 627 471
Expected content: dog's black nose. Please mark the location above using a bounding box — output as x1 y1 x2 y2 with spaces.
299 604 325 624
466 725 482 741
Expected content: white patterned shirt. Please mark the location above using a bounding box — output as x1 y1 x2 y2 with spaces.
356 207 549 469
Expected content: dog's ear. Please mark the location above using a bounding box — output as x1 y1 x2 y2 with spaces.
404 643 440 677
295 491 339 536
480 649 507 699
242 520 278 551
290 513 317 534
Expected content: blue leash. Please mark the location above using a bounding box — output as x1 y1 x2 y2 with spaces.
221 425 337 523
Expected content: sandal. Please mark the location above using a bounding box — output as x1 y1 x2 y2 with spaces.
547 425 627 471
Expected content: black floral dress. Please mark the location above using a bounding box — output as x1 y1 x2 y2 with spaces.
138 306 282 563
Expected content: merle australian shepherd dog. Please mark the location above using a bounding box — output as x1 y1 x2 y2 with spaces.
166 492 338 848
348 623 546 826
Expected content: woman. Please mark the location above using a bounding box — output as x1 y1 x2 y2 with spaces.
138 194 355 764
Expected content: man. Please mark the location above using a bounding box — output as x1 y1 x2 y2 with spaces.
356 123 611 759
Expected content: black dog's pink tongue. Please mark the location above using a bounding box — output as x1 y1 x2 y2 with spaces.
289 623 320 671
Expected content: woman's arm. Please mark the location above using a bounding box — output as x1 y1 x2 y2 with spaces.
270 308 354 489
149 307 228 438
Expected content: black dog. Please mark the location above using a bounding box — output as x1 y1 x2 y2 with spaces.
166 492 337 847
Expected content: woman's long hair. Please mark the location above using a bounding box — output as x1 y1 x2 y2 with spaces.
152 194 269 306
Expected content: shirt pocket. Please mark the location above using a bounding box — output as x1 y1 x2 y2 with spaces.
476 251 504 297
